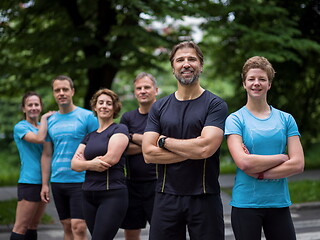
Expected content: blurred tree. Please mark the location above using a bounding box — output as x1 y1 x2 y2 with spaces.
201 0 320 145
0 0 205 108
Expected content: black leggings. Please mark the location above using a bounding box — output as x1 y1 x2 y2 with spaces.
231 207 296 240
83 189 128 240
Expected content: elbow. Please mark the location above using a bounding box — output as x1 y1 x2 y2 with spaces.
71 161 81 172
143 152 153 164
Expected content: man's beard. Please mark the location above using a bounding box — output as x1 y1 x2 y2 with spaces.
174 71 201 85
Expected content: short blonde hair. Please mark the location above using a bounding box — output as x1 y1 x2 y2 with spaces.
90 88 122 119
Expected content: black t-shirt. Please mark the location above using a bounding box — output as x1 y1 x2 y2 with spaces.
120 109 157 181
81 123 129 191
145 90 228 195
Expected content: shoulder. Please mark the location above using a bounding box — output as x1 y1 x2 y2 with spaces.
76 107 94 115
151 94 174 109
271 106 294 121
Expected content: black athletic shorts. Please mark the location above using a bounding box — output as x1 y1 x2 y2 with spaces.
149 192 225 240
17 183 42 202
121 180 156 229
51 182 84 220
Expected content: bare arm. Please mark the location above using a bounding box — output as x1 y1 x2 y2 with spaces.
263 136 304 179
71 144 111 172
226 134 289 174
142 131 187 164
23 111 55 144
163 126 224 159
40 141 53 203
100 133 129 166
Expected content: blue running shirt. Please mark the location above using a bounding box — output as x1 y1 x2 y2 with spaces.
14 120 43 184
47 107 98 183
225 106 300 208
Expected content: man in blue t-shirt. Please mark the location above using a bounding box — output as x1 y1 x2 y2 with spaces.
41 75 98 240
142 41 228 240
120 72 158 240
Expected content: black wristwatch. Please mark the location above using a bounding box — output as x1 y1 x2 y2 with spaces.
158 137 168 148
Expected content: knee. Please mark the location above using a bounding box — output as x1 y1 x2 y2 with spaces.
61 219 72 234
71 219 87 237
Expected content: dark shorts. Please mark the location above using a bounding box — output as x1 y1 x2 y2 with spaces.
17 183 42 202
121 180 156 230
51 182 84 220
149 192 225 240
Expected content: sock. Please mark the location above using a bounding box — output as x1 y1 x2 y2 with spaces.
10 232 25 240
25 229 37 240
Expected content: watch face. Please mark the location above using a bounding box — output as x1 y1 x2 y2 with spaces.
159 137 165 148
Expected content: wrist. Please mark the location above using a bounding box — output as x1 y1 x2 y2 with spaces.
158 136 168 149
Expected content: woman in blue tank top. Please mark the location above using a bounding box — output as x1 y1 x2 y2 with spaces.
225 56 304 240
11 92 55 240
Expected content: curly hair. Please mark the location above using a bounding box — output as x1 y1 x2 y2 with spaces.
90 88 122 119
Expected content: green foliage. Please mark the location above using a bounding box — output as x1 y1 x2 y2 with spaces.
201 0 320 147
0 143 19 186
289 180 320 203
0 199 53 224
1 0 320 154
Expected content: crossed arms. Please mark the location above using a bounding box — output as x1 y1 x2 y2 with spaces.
142 126 224 164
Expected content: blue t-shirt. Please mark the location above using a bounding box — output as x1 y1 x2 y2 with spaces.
225 106 300 208
14 120 43 184
120 109 157 181
47 107 98 183
145 90 228 195
81 123 129 191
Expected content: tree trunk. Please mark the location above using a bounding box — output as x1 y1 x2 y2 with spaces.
84 64 118 109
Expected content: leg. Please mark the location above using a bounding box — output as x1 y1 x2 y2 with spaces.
12 200 42 234
149 193 186 240
25 201 46 240
71 219 88 240
263 207 296 240
124 229 142 240
231 207 263 240
121 181 151 240
91 189 128 240
60 219 73 240
187 194 224 240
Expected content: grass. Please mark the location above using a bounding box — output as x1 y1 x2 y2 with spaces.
0 199 53 225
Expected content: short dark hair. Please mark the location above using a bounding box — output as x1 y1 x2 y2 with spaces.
52 75 74 89
169 41 204 68
90 88 122 119
21 91 43 119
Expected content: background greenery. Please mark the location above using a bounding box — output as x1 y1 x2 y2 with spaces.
1 0 319 184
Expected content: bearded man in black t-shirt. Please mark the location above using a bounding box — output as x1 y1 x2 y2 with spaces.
142 41 228 240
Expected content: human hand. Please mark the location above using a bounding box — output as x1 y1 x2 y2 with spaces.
40 185 50 203
42 111 56 119
90 157 111 172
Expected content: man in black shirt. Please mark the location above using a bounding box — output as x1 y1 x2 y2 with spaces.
142 41 228 240
120 72 158 240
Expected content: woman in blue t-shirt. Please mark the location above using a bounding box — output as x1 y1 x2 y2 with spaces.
11 92 55 240
225 56 304 240
71 88 129 240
